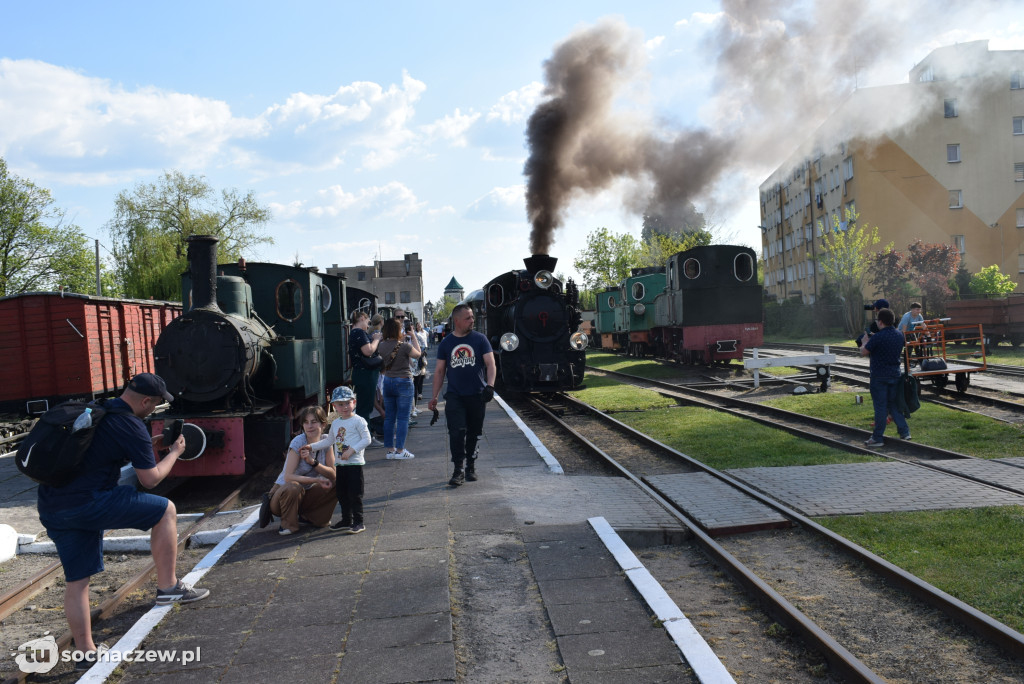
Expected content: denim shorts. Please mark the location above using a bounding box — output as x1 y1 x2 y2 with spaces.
39 486 168 582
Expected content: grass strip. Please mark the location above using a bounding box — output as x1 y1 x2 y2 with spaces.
817 506 1024 633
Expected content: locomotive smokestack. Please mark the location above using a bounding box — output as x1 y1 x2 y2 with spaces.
524 254 558 273
188 235 221 312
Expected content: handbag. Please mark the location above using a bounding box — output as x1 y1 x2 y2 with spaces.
357 352 383 370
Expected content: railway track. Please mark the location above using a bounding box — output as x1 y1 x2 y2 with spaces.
0 473 265 683
522 390 1024 681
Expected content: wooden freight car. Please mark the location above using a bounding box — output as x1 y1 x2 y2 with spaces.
0 292 181 413
944 294 1024 347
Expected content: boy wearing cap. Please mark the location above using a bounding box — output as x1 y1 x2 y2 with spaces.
36 373 209 666
306 386 371 533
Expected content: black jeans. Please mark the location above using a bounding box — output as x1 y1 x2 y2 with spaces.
444 392 486 469
335 465 364 525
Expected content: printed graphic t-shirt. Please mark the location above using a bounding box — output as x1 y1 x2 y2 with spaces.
436 331 492 396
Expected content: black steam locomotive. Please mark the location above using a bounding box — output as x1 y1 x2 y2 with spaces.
150 235 371 476
462 254 586 393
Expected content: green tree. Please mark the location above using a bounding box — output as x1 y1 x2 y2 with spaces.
968 265 1017 296
906 240 960 313
572 227 643 292
107 170 273 300
432 296 457 323
867 243 915 314
639 229 712 268
815 210 880 335
0 158 96 296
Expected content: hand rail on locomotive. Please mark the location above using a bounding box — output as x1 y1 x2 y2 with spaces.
904 319 987 376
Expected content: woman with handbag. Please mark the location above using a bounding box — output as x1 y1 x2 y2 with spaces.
377 313 422 459
349 311 383 436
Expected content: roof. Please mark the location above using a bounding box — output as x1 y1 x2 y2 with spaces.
444 276 463 290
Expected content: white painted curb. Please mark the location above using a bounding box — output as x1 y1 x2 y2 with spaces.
494 393 563 474
589 516 735 684
76 506 261 682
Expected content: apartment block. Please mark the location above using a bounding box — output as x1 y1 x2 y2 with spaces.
760 40 1024 303
326 253 425 321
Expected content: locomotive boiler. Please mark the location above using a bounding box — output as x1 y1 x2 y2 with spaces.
475 254 587 393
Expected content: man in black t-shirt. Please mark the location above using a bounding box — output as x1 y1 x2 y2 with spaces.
36 373 209 667
429 304 496 486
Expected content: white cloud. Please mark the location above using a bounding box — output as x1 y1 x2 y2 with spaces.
486 82 544 124
464 185 526 222
308 181 427 221
420 107 481 147
645 36 665 51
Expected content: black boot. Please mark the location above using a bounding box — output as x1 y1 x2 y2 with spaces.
448 468 465 487
465 458 477 482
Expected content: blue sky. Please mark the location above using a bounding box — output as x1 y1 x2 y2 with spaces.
2 1 1022 300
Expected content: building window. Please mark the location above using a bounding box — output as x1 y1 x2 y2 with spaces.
1015 163 1024 182
1012 71 1022 90
919 66 934 82
947 144 960 163
1018 208 1024 228
1014 117 1024 135
944 99 958 118
1019 253 1024 274
816 218 824 236
358 271 366 281
843 157 853 181
844 200 856 219
953 235 965 255
384 292 395 304
400 290 411 303
949 190 963 208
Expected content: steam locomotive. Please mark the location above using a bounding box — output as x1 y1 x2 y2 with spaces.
461 254 587 393
150 235 372 476
594 244 763 364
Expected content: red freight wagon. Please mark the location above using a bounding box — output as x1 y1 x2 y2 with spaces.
944 294 1024 346
0 292 181 412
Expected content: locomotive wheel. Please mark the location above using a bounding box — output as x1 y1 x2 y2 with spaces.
955 373 970 394
931 374 948 390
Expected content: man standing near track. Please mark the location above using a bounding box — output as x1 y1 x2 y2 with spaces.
428 304 496 486
860 308 911 446
36 373 209 668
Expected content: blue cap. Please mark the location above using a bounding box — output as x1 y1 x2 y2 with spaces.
127 373 174 402
331 386 356 403
872 299 890 310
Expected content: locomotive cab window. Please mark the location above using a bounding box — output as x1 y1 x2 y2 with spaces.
631 282 645 301
319 284 332 313
607 295 615 308
487 283 505 308
733 253 755 282
275 279 304 322
683 258 701 279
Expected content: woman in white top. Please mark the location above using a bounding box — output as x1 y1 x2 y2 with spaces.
266 405 336 535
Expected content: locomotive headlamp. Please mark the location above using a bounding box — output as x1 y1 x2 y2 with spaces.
533 270 554 289
569 332 588 351
500 332 520 351
633 303 646 316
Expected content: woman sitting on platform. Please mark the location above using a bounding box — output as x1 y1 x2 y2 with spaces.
261 406 337 535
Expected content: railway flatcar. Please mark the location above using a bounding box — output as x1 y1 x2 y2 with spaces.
471 254 586 393
615 267 665 357
651 245 762 364
0 292 181 414
150 235 348 476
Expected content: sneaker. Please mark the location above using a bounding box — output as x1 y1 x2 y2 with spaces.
900 433 912 441
407 419 418 427
385 450 397 459
411 408 420 417
449 469 465 487
155 580 210 606
392 449 415 460
75 644 110 671
258 492 272 529
330 520 351 531
278 527 294 536
348 523 365 534
465 469 478 482
370 438 385 448
864 438 885 447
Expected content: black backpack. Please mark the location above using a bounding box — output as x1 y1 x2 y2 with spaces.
16 401 131 487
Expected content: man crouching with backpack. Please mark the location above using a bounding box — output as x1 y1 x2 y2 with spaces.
36 373 209 669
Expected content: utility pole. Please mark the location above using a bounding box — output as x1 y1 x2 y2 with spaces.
95 239 101 296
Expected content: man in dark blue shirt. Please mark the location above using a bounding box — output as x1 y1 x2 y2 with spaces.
37 373 209 666
860 308 910 446
428 304 497 486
